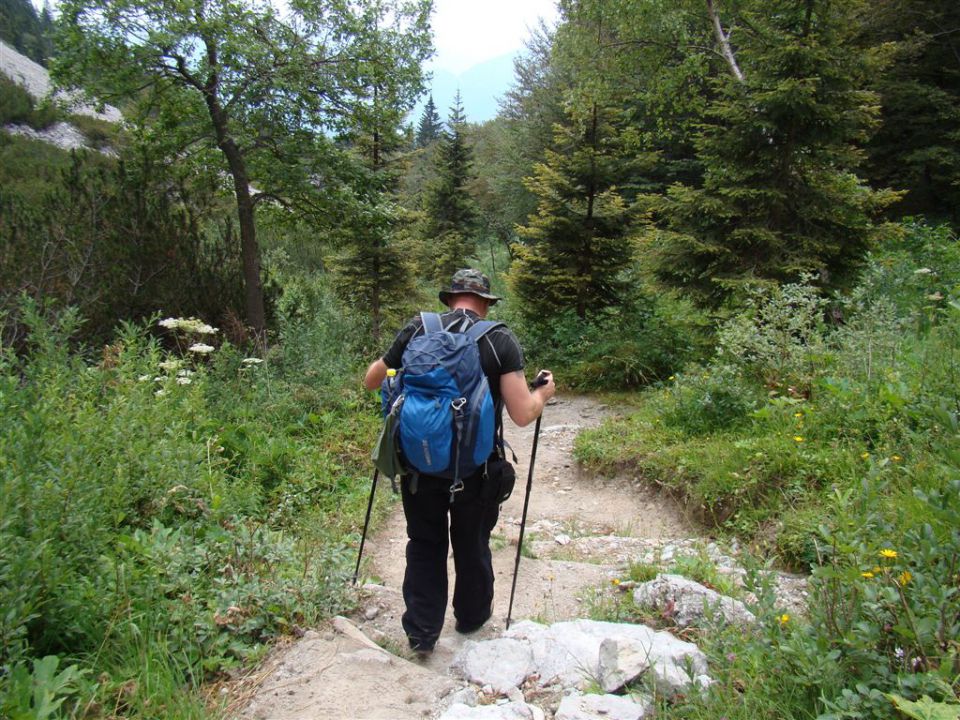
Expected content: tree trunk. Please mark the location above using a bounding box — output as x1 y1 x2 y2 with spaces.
208 114 266 339
706 0 745 83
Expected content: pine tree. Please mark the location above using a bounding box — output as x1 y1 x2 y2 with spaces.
421 91 478 282
509 101 636 320
859 0 960 228
652 0 896 307
414 94 442 148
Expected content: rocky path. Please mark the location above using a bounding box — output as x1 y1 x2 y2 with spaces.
235 395 804 720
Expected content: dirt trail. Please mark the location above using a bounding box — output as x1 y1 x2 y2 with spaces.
238 394 698 719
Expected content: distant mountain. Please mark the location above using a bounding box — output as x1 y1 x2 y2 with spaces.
416 52 517 126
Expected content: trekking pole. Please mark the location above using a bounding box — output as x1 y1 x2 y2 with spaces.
353 468 380 586
506 372 549 630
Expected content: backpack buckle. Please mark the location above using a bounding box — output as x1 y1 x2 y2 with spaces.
449 478 464 503
451 397 467 413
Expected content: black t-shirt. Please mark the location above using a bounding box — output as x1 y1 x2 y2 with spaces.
381 308 525 411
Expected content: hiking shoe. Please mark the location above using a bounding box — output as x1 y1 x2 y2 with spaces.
455 612 491 635
408 637 435 655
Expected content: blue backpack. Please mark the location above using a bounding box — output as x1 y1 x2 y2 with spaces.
381 312 503 498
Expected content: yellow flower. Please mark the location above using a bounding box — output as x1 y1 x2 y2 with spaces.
668 375 675 381
778 614 790 625
861 452 870 460
794 412 803 418
891 454 902 462
793 436 804 443
880 549 898 559
898 571 912 586
872 566 882 574
861 571 874 579
611 578 620 586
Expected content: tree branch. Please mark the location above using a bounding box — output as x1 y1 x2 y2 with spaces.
706 0 745 83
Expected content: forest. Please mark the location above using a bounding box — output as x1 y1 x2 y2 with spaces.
1 0 958 717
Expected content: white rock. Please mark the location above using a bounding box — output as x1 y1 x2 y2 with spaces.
452 638 535 693
632 574 756 628
440 701 542 719
555 534 572 545
555 691 653 720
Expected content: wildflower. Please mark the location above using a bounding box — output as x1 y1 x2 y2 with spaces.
894 647 904 660
861 571 874 579
155 389 167 397
188 343 215 354
861 452 870 460
778 614 790 626
176 376 192 385
177 369 194 377
898 571 912 586
879 549 898 559
137 374 151 382
158 317 180 329
159 359 183 372
913 268 933 275
873 566 882 574
793 436 804 443
794 412 803 418
891 454 902 462
242 357 264 365
611 578 621 586
668 375 675 381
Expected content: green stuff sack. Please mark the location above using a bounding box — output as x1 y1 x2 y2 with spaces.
372 401 404 481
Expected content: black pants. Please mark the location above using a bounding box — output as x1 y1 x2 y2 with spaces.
400 470 500 646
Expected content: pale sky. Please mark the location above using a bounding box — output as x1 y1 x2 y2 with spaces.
428 0 558 75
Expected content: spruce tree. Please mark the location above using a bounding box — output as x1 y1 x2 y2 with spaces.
859 0 960 227
509 101 635 320
414 94 442 148
421 91 478 282
652 0 895 307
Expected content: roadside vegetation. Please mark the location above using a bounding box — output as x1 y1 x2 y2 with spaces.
1 288 381 718
576 222 960 718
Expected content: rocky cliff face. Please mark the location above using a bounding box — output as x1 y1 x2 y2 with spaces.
1 38 121 152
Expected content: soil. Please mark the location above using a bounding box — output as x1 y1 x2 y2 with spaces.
235 394 701 720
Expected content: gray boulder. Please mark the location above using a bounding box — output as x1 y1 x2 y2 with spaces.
440 701 545 720
632 574 756 628
555 691 653 720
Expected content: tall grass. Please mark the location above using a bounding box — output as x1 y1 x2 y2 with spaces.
0 286 379 718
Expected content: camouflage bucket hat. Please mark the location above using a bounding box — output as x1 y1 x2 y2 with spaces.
438 269 501 306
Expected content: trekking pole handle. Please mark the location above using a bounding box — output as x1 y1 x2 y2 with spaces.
531 371 550 389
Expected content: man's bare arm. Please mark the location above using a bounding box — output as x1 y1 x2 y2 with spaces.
364 358 388 390
501 369 555 427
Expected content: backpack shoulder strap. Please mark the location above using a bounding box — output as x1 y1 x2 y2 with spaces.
464 320 504 343
420 312 443 334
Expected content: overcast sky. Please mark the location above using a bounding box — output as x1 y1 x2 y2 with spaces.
428 0 558 75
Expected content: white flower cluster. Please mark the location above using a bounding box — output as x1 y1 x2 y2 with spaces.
158 317 219 335
189 343 215 354
241 357 263 365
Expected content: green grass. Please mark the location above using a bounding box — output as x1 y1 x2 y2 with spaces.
0 297 381 718
573 223 960 718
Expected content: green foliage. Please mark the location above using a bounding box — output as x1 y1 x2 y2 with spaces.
0 0 55 65
420 92 479 282
509 100 641 321
650 0 897 307
508 287 708 391
0 297 378 716
1 656 90 720
0 75 59 129
414 94 442 149
859 1 960 228
0 145 244 348
577 221 960 718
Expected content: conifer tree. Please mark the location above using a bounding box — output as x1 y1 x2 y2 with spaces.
509 101 636 320
414 94 442 148
421 91 478 281
652 0 895 307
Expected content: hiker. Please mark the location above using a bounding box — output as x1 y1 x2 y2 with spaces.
363 268 556 654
